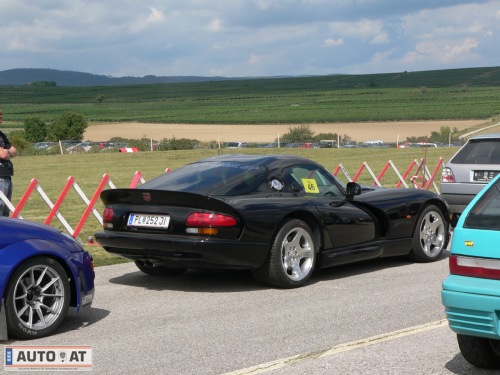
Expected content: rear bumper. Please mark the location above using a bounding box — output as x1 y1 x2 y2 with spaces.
440 193 475 214
80 288 95 310
442 275 500 340
440 182 488 214
95 231 269 269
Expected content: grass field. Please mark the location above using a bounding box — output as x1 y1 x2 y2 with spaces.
1 67 499 126
11 147 457 266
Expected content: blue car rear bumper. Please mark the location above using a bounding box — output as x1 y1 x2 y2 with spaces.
442 274 500 340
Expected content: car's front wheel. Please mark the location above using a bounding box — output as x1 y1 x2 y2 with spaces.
5 257 70 339
457 334 500 369
252 219 316 288
410 204 447 262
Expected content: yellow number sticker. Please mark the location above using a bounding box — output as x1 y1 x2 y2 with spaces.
302 178 319 194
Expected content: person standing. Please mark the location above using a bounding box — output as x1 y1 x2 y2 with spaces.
0 110 17 216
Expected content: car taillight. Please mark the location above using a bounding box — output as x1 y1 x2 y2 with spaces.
103 207 114 229
441 167 455 183
103 207 114 221
186 212 237 227
449 255 500 280
186 212 237 235
85 253 95 274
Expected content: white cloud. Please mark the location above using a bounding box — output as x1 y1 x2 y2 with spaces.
397 1 498 69
324 38 344 47
149 7 164 22
371 49 395 63
328 19 390 44
129 7 165 33
248 54 263 65
208 18 223 32
406 38 480 63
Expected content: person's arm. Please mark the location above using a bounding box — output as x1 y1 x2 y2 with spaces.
0 145 17 160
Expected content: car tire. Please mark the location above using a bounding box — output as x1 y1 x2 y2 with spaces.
5 256 70 339
410 204 447 262
252 219 316 288
457 334 500 369
134 261 187 276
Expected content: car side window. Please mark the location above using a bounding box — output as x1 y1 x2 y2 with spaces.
284 166 342 197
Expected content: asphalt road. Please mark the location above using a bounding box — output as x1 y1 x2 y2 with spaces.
1 251 493 374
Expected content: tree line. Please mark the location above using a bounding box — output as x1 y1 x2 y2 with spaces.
7 112 87 152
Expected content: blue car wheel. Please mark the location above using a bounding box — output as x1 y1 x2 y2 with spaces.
5 256 70 339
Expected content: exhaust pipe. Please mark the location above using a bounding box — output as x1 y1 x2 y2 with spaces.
137 259 164 267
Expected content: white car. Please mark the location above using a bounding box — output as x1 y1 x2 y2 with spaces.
225 142 247 148
66 142 96 153
441 133 500 225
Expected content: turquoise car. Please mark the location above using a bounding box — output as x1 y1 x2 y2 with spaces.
442 173 500 369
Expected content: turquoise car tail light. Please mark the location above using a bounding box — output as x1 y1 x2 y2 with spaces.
450 255 500 280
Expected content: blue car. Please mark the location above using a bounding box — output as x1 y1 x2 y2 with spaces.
0 217 95 340
442 173 500 369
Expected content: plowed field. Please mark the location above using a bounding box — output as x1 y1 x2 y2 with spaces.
84 120 487 143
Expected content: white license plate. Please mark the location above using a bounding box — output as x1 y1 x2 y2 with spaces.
127 213 170 228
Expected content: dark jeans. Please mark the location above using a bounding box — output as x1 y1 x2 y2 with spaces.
0 176 12 217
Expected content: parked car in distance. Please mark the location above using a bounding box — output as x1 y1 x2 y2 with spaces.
441 133 500 225
259 142 288 148
100 142 130 151
442 173 500 369
32 142 56 150
225 142 247 148
318 140 337 148
412 142 438 148
0 217 95 339
66 142 97 153
95 154 450 289
60 140 81 149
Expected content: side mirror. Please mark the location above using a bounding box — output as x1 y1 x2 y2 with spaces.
345 182 362 200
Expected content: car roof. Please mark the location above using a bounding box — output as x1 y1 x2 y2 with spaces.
468 132 500 140
197 153 322 169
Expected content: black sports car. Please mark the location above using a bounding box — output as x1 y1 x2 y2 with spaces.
95 154 450 288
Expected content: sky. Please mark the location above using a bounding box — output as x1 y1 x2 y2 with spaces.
1 0 499 78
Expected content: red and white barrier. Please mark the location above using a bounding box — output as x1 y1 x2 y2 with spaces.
333 158 443 193
119 147 139 153
0 159 443 243
3 170 150 243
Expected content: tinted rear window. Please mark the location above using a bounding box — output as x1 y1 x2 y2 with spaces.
464 178 500 230
451 139 500 164
140 161 268 196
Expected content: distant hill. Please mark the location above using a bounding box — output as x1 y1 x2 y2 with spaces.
0 68 241 86
0 66 499 87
